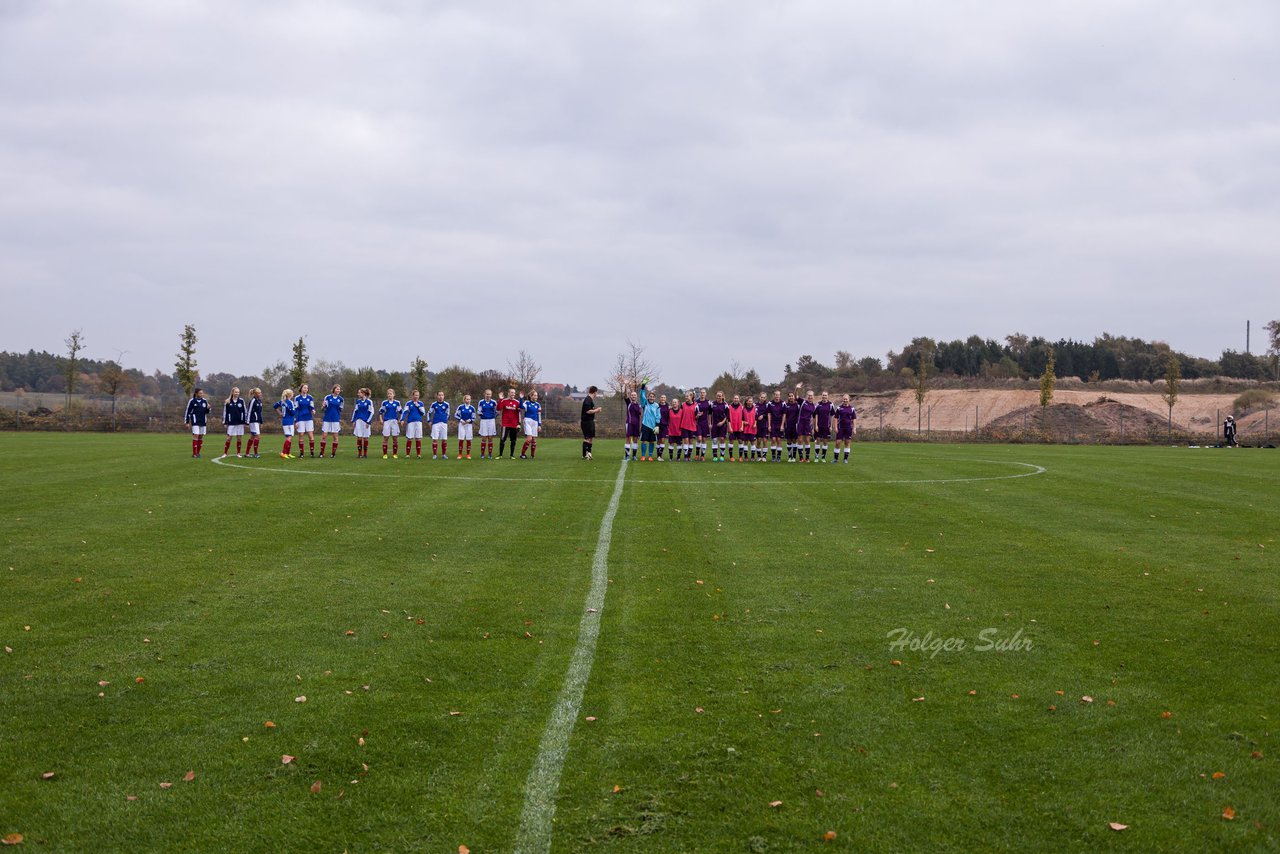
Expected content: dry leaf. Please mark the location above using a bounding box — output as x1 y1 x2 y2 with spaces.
695 707 704 714
768 800 783 808
912 696 925 702
824 831 837 841
264 721 276 729
1212 772 1225 780
183 771 195 782
1222 806 1236 821
1161 711 1172 720
282 755 295 765
344 630 355 636
967 690 977 696
159 782 172 789
135 677 145 684
1081 696 1094 704
295 696 306 703
1252 751 1263 760
3 647 10 654
98 680 109 687
310 780 322 794
2 833 23 845
612 785 622 793
1055 690 1065 696
890 660 902 666
1010 694 1020 699
585 716 597 722
1048 705 1057 712
40 772 54 781
459 846 470 854
125 795 137 802
1108 822 1128 831
449 710 461 716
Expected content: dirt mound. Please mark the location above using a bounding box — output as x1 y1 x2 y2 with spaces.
983 400 1171 443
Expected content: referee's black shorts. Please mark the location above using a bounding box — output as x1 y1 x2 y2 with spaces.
581 420 596 439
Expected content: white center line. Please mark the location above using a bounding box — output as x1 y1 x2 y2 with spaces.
514 461 628 854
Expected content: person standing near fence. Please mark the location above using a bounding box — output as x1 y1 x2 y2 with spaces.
580 386 601 460
1224 414 1238 447
184 388 209 458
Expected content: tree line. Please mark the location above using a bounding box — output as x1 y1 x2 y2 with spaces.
3 324 1277 405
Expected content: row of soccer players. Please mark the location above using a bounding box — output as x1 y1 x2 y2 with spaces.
622 384 858 463
182 384 543 460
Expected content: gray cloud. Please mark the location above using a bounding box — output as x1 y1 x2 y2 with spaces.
1 0 1277 385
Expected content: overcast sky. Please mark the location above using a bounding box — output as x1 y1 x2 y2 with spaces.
1 0 1276 388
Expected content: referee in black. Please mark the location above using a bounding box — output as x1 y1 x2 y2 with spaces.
581 386 602 459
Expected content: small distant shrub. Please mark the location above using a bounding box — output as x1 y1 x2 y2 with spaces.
1233 389 1277 416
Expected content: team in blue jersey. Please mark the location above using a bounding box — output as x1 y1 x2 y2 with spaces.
319 385 344 458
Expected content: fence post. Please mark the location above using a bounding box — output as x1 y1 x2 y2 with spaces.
1216 408 1220 442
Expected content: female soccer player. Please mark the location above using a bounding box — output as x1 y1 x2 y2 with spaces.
351 388 374 458
656 394 670 460
797 389 817 462
709 390 729 461
624 388 642 461
681 390 699 460
695 389 712 461
664 395 683 461
498 388 521 458
272 389 296 459
835 394 857 463
783 390 801 462
520 390 542 459
294 383 316 458
742 394 759 460
429 391 451 459
455 394 476 459
403 390 426 458
184 387 210 458
756 393 771 460
379 388 402 459
639 384 660 461
726 394 743 461
246 388 264 458
221 387 247 458
813 391 835 462
768 390 786 461
478 389 499 459
320 384 344 458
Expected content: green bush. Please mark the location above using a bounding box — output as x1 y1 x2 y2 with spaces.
1232 388 1277 416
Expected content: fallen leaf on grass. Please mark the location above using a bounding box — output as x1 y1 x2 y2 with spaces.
824 831 837 841
159 782 172 789
768 800 783 808
1161 711 1172 720
40 772 54 780
967 690 976 696
449 711 461 716
1222 806 1236 821
1252 751 1264 760
1108 822 1128 831
2 833 22 845
1081 696 1094 704
183 771 195 782
1212 772 1225 780
890 660 902 667
612 785 623 794
1010 694 1020 700
344 630 355 636
282 755 295 765
584 716 597 722
695 707 704 714
1055 690 1065 696
295 696 306 703
3 648 10 654
135 677 145 684
912 697 925 702
98 680 109 687
459 846 470 854
264 721 276 729
310 780 322 794
125 795 137 802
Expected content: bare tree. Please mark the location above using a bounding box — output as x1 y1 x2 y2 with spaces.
507 349 542 390
607 340 659 414
63 329 85 411
98 360 132 429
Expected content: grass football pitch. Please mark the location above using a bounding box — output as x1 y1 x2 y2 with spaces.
2 434 1277 852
